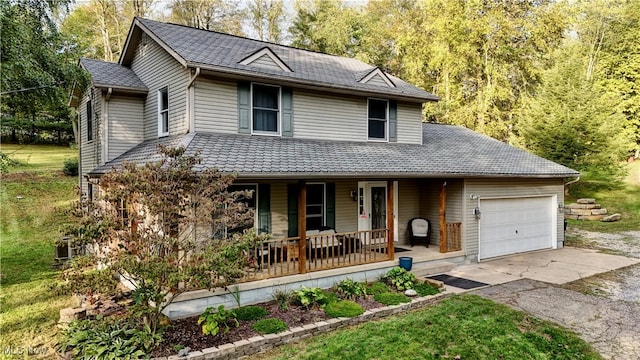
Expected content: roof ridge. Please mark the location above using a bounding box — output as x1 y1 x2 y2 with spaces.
136 17 375 68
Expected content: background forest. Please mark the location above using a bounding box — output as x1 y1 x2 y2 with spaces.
1 0 639 180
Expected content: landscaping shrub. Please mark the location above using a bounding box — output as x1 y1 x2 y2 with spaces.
271 288 295 311
62 157 79 176
60 317 161 359
233 305 268 321
413 281 440 296
325 300 365 318
198 305 238 337
335 278 368 300
252 318 288 334
382 267 416 291
296 286 331 308
374 292 411 305
368 281 390 295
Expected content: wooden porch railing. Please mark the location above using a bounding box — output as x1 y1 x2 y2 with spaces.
240 229 391 282
444 222 462 252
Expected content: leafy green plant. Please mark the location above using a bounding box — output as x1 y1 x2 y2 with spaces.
374 292 411 305
413 282 440 297
233 305 269 321
368 281 390 295
62 157 79 176
295 286 330 308
197 305 238 337
60 317 161 359
272 288 295 311
252 318 288 334
325 300 365 318
0 151 20 174
382 267 416 291
335 278 368 300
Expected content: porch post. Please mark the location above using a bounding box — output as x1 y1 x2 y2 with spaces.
298 180 307 274
387 180 394 260
439 181 447 253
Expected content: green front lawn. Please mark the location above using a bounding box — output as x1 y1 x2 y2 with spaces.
0 145 77 357
258 295 601 360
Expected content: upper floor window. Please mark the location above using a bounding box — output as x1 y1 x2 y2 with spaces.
158 87 169 136
368 98 388 141
86 99 93 142
252 83 280 135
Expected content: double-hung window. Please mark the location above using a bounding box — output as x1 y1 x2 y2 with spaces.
213 184 257 239
306 183 325 230
86 100 93 142
252 84 280 135
158 87 169 136
368 98 388 141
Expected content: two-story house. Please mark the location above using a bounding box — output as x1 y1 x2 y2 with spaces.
70 18 578 317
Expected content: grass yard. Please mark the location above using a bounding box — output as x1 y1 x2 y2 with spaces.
566 161 640 232
256 294 602 360
0 144 78 358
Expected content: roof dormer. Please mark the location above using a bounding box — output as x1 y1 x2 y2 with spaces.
359 68 395 88
239 47 292 73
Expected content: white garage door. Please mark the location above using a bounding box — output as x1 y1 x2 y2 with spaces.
479 196 554 260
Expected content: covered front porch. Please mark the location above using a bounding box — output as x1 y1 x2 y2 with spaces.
237 178 465 283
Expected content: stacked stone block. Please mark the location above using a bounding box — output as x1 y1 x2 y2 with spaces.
564 198 607 221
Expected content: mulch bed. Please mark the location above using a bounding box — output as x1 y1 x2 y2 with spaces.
151 296 385 357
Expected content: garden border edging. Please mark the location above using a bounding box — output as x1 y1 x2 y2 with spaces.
154 292 452 360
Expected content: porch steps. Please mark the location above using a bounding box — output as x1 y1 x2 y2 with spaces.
411 261 456 277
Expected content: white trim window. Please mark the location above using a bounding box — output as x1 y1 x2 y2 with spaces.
251 83 280 135
158 87 169 136
306 183 325 230
213 184 257 239
367 98 388 141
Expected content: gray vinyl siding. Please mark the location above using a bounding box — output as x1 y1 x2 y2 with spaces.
79 87 102 196
364 74 390 87
107 97 144 161
397 180 421 245
130 33 188 139
418 179 464 246
250 54 283 71
294 90 367 141
334 180 358 232
463 178 565 259
270 181 289 239
396 103 423 144
193 78 238 134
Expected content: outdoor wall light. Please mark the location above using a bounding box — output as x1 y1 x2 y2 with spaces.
473 207 481 220
558 202 565 213
350 189 358 201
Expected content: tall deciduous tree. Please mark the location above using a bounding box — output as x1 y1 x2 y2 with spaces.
1 0 87 143
169 0 245 35
247 0 285 43
515 46 630 174
289 0 362 57
392 0 568 141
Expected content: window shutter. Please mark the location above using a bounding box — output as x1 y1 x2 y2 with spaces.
326 183 336 229
238 82 251 134
281 87 293 137
258 184 271 233
389 100 397 142
287 184 298 237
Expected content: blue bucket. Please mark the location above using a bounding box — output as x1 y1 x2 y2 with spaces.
399 256 413 271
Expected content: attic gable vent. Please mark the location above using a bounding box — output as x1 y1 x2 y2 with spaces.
239 47 292 73
359 68 395 88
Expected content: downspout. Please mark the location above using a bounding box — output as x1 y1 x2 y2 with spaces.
563 176 580 196
187 67 200 133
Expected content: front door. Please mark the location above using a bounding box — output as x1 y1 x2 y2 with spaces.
357 181 387 233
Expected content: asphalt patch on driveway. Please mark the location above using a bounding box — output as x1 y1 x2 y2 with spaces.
472 279 640 360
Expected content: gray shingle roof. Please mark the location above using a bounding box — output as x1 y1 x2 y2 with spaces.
126 18 436 101
89 124 579 178
80 58 147 92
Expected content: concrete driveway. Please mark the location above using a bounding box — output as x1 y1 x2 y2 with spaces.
436 247 640 360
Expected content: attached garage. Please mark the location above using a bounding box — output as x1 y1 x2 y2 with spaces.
478 196 557 260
